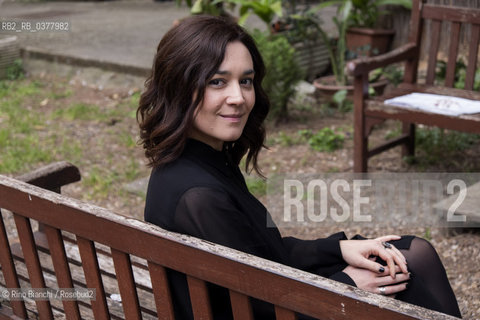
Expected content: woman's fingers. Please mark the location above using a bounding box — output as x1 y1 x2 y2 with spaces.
375 235 401 242
377 282 408 295
376 272 410 296
389 244 407 265
376 272 410 286
339 239 408 277
377 243 408 276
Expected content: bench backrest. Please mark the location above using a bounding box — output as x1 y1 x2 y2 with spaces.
0 165 458 319
404 0 480 90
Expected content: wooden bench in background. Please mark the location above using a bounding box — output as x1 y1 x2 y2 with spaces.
349 0 480 172
0 162 459 319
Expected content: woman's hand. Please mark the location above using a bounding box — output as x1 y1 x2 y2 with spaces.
342 264 410 296
339 235 408 278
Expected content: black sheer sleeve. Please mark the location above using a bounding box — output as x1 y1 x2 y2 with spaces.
174 186 275 256
282 233 347 269
174 187 355 287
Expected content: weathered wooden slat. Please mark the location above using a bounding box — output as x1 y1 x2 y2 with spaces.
445 22 461 88
186 276 213 320
13 214 53 319
0 209 27 319
77 236 110 320
111 249 142 320
4 262 95 320
275 306 297 320
147 261 174 319
21 231 154 292
422 4 480 23
6 258 129 320
16 161 80 192
43 224 81 320
465 24 480 91
403 0 424 84
9 232 158 318
229 290 254 320
425 20 441 85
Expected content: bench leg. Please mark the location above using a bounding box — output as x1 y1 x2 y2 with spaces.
353 74 369 173
354 132 368 173
401 123 415 158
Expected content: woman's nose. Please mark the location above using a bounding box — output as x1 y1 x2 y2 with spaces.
226 83 245 105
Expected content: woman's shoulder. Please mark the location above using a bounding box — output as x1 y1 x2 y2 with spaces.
149 156 221 191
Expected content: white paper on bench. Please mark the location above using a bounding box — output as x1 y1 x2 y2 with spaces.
384 93 480 116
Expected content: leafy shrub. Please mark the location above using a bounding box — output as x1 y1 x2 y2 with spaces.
307 127 344 152
252 30 304 121
436 60 480 90
6 59 24 81
416 127 479 154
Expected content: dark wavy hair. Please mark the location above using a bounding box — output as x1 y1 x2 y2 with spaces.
137 15 269 175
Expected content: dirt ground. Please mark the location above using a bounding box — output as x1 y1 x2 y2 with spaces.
8 73 480 319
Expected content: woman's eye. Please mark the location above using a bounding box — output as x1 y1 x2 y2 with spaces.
241 78 253 86
209 79 225 86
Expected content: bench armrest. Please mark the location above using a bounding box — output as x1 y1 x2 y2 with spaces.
16 161 81 192
347 42 418 77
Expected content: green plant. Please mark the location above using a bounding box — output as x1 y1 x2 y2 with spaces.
416 127 480 154
349 0 411 29
308 127 345 152
229 0 283 27
175 0 226 15
331 89 353 112
6 59 24 81
436 60 480 90
298 129 313 140
175 0 283 28
245 176 267 197
423 227 432 241
252 30 304 121
296 0 353 86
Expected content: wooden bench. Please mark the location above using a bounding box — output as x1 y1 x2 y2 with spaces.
348 0 480 172
0 162 459 319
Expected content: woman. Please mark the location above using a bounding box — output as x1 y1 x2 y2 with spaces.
137 15 461 319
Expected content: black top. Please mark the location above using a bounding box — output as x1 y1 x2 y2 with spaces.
145 139 355 319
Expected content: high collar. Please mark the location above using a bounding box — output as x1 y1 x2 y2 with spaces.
183 139 233 177
183 139 250 192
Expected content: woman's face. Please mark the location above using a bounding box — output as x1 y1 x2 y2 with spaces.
190 41 256 151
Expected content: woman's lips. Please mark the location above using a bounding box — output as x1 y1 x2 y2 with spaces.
220 114 243 122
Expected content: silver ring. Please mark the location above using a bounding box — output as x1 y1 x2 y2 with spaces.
379 286 386 295
382 241 392 249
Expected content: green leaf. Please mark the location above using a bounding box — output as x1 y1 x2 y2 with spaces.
238 12 251 25
191 0 203 14
376 0 412 9
270 1 283 17
340 0 353 23
308 0 344 14
332 89 348 106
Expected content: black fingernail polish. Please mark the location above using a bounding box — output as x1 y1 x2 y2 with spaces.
379 267 385 273
405 282 409 289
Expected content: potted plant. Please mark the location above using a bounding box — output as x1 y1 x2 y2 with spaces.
305 1 388 99
271 10 331 82
346 0 412 57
